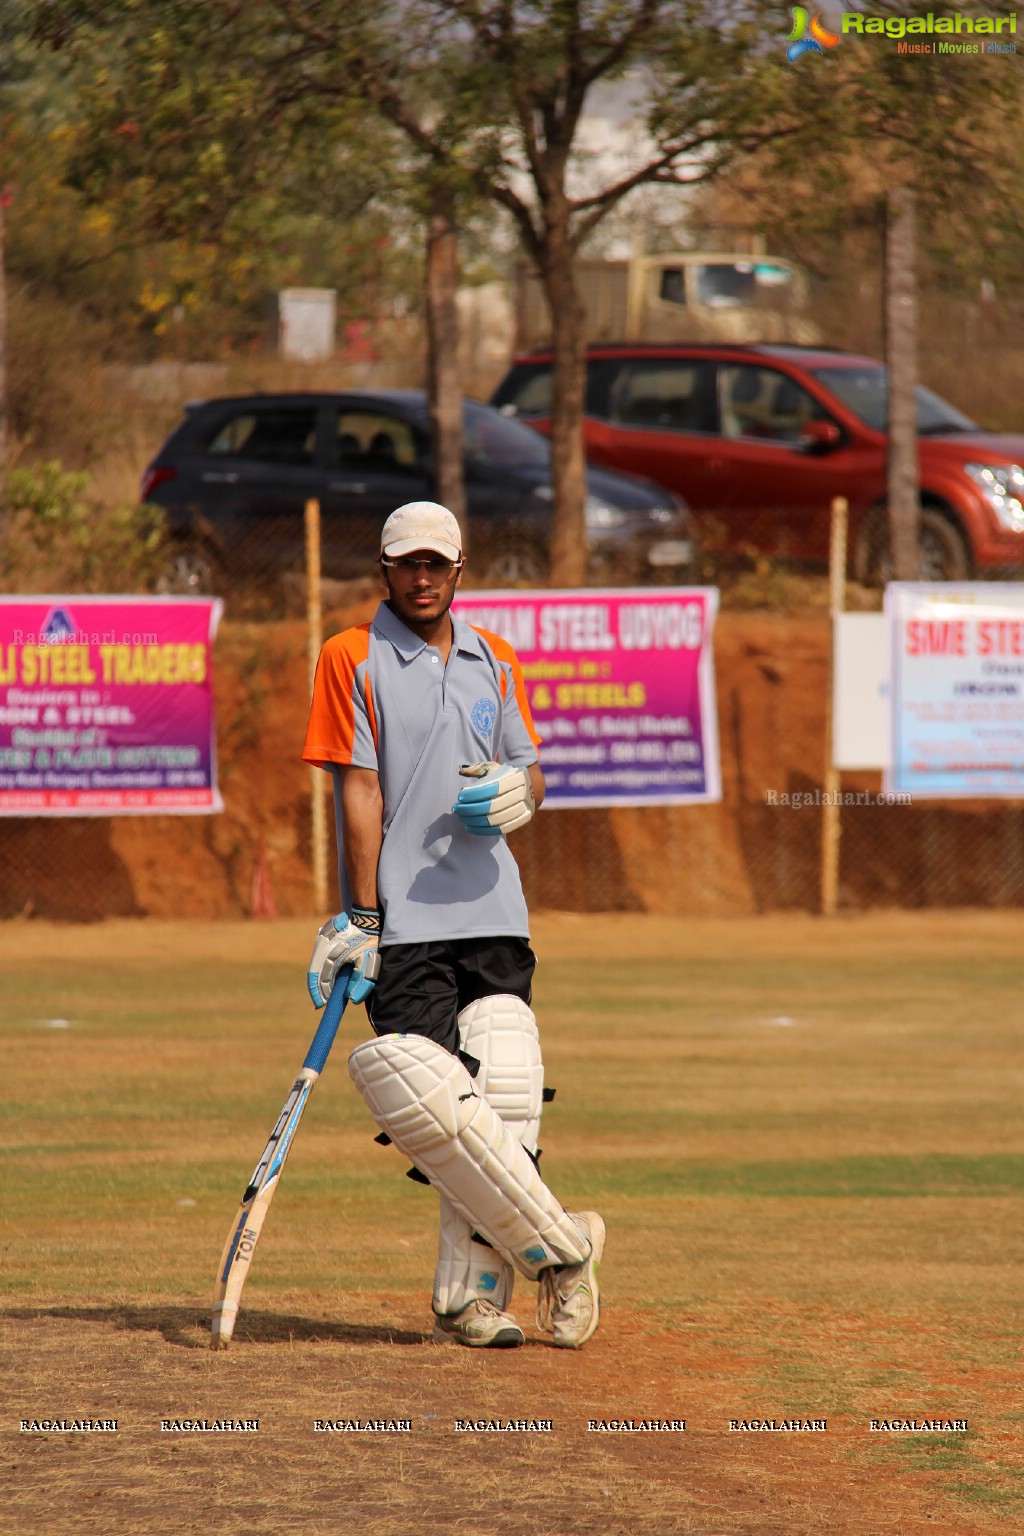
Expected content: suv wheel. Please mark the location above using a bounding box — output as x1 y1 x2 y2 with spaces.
482 543 547 587
919 510 969 581
855 507 969 585
157 538 222 596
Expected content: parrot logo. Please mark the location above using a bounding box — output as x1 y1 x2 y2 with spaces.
786 7 840 61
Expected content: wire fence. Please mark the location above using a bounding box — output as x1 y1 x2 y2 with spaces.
6 702 1024 921
3 491 1024 923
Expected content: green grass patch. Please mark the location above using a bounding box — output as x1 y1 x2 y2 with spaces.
2 919 1022 1419
565 1153 1024 1199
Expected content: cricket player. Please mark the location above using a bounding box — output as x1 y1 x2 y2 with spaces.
301 500 604 1349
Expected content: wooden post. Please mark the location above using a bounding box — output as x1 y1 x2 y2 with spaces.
305 497 329 914
822 496 848 917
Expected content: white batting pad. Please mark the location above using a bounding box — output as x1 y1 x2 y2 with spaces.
433 1199 513 1316
434 995 543 1315
349 1033 588 1281
460 994 544 1150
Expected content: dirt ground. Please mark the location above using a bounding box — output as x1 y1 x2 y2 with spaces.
1 1295 1001 1536
2 911 1022 1535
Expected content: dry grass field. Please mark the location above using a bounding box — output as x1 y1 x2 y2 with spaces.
2 910 1022 1536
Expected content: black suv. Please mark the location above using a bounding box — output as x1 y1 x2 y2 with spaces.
141 389 695 591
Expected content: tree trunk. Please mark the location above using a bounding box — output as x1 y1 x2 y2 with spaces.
543 239 588 588
885 188 919 582
425 192 466 533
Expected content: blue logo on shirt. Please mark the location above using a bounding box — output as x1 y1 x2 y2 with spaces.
471 697 497 735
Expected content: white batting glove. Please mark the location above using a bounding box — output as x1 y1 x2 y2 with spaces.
307 908 382 1008
452 761 537 837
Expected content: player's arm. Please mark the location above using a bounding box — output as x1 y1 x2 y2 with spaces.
340 765 384 909
527 761 545 810
307 773 384 1009
304 633 385 1007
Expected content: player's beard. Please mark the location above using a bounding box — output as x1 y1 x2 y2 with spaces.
384 575 458 634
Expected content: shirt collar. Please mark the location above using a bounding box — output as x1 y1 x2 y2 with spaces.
372 601 424 659
451 613 490 660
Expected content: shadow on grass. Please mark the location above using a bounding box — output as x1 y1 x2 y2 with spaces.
1 1304 428 1351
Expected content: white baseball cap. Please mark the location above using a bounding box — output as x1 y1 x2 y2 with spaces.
380 501 463 562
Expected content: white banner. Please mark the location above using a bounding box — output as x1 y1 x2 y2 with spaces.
885 583 1024 798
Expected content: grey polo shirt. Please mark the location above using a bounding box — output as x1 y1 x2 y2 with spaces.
303 601 541 945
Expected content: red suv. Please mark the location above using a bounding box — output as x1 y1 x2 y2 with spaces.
492 343 1024 580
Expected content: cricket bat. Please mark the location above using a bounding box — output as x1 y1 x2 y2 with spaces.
210 978 350 1349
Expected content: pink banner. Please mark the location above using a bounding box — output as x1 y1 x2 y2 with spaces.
0 597 223 816
455 588 720 807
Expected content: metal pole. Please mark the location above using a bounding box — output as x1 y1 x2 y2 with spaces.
305 497 329 914
821 496 848 917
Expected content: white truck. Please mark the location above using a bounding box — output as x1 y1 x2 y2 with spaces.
514 251 820 348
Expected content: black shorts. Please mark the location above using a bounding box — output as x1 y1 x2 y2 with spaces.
366 936 536 1057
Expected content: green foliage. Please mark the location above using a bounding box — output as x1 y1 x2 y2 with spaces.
1 460 168 593
701 0 1024 293
3 3 423 355
6 290 115 461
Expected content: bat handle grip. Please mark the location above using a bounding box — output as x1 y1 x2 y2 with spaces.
302 974 350 1075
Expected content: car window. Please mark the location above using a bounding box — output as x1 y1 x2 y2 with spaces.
809 364 977 434
719 365 823 442
205 408 318 465
659 268 687 307
607 359 716 433
696 261 797 310
493 366 553 417
462 401 551 468
334 411 419 470
493 359 614 420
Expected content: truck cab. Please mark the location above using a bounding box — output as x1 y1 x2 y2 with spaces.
515 252 819 347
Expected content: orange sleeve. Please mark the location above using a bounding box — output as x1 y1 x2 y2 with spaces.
301 623 377 768
472 625 542 751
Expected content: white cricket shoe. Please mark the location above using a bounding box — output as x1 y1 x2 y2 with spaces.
536 1211 605 1349
431 1298 525 1349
